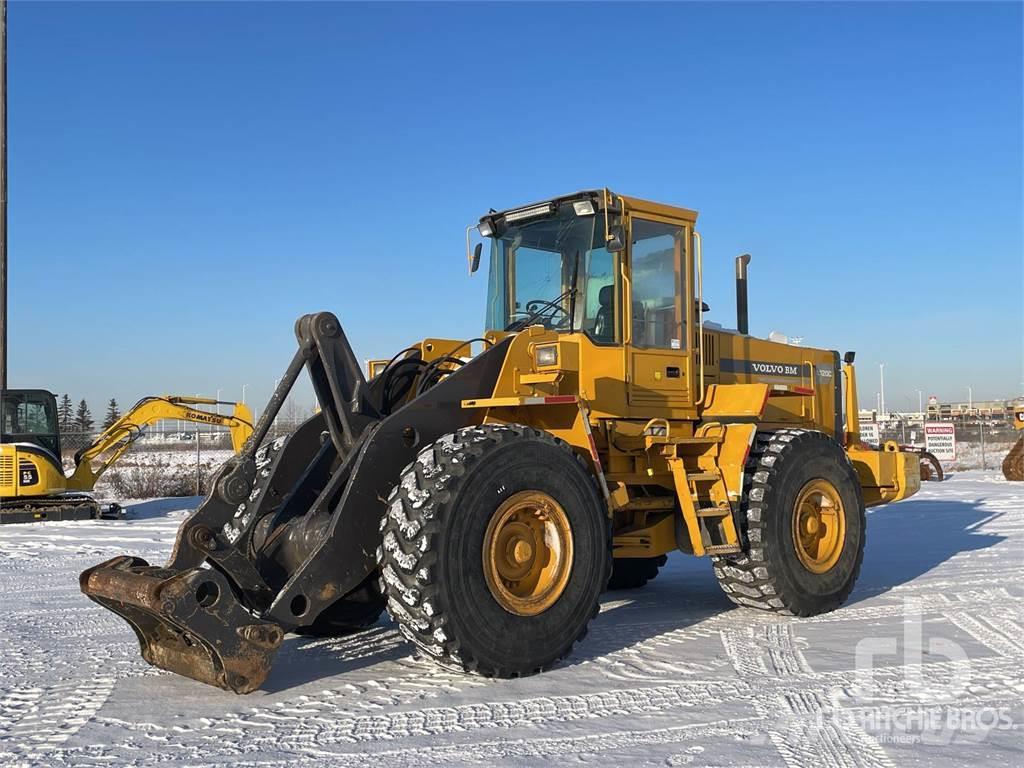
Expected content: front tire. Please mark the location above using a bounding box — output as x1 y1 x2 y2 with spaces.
713 429 866 616
377 424 611 676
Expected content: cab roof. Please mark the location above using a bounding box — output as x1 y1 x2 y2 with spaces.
484 189 699 225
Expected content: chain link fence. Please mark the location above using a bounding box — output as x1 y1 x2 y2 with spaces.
867 418 1018 472
59 419 310 499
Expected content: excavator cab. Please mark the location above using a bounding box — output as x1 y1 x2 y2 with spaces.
1 389 62 459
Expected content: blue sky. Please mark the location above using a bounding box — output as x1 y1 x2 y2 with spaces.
8 1 1022 415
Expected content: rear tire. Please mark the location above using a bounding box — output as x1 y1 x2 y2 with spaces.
606 555 667 590
377 424 611 676
713 429 865 617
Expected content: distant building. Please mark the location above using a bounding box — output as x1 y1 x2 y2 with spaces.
927 398 1019 421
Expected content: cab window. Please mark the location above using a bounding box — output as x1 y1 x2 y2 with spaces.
629 219 686 349
581 247 618 343
1 392 60 455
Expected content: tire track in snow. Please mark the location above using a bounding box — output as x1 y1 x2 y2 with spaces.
761 690 895 768
943 611 1024 659
0 677 117 763
327 717 761 768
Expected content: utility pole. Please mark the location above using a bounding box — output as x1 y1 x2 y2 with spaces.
1 0 8 391
917 389 923 422
879 363 885 421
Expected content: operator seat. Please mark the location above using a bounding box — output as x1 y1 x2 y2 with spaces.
593 284 615 342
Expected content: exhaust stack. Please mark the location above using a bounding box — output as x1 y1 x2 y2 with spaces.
735 254 751 335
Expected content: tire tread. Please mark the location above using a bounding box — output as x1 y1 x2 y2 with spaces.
377 424 611 677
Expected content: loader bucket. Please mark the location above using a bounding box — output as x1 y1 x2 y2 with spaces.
79 312 511 692
80 556 284 693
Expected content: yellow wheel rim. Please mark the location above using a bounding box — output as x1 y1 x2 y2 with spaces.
791 479 846 574
483 491 573 616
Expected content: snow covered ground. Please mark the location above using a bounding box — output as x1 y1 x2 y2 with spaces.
1 471 1021 767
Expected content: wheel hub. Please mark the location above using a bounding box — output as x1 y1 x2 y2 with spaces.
483 491 574 616
791 479 846 574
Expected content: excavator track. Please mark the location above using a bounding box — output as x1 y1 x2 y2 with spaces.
1002 434 1024 482
0 495 116 525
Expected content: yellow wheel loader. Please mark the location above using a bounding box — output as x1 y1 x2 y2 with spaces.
1 392 253 523
1003 406 1024 481
80 190 920 693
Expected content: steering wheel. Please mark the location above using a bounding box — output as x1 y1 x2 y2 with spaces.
505 297 570 331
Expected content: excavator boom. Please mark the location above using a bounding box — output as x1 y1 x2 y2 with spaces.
66 396 254 491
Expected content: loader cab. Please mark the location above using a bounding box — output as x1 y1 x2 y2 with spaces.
478 190 700 412
480 193 623 344
1 389 62 459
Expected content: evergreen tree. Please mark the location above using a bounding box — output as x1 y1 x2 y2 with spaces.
103 398 121 430
58 394 74 432
75 399 94 433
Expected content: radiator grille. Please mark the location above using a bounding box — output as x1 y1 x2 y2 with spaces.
0 455 14 487
701 332 719 366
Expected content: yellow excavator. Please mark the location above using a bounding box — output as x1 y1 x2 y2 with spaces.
1 390 254 523
1003 405 1024 481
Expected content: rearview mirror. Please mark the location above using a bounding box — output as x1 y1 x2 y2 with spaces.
606 224 625 253
470 242 483 274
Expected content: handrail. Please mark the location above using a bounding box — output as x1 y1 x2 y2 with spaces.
693 230 706 406
802 360 817 420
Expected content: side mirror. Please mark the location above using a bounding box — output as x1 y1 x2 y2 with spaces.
606 224 626 253
470 242 483 274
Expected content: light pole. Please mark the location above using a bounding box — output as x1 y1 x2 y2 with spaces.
0 0 8 391
917 389 923 422
241 383 248 405
967 385 973 414
879 363 886 420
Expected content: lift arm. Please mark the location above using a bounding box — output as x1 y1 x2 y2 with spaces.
64 396 254 491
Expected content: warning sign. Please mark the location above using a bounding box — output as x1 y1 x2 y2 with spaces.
925 423 956 461
859 423 880 445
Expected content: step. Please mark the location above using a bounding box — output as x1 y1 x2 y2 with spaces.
686 472 720 482
619 497 676 512
695 506 729 518
696 506 731 518
703 543 743 555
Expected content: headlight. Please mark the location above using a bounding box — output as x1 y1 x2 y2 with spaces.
572 199 595 216
478 219 493 238
534 345 558 367
504 203 554 223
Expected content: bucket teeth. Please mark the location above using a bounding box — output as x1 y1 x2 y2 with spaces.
80 556 283 694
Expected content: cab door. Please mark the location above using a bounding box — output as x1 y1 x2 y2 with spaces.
626 213 695 409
